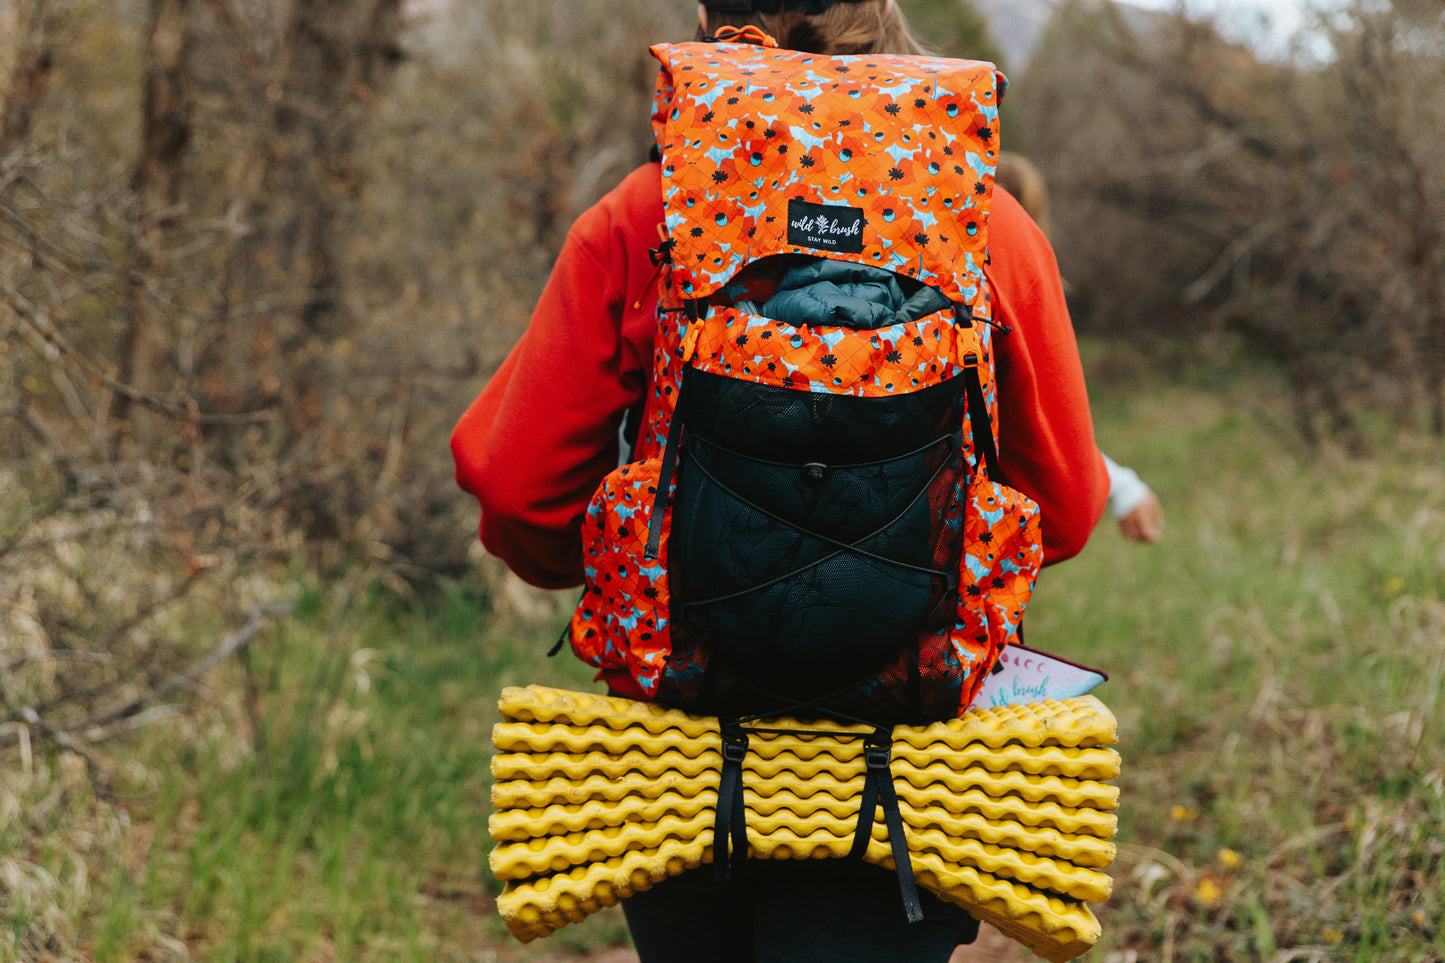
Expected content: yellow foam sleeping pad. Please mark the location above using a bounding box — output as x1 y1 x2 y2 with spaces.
490 685 1121 963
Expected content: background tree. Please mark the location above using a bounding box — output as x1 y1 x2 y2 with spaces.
909 0 1004 63
113 0 193 451
1019 0 1445 445
1 0 694 813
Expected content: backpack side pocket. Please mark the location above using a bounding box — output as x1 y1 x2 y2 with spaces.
951 476 1042 713
566 457 674 695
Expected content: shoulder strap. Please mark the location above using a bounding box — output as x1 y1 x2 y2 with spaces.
963 353 1001 482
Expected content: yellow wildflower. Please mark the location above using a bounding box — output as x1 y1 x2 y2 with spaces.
1170 804 1199 823
1195 876 1223 906
1218 848 1243 870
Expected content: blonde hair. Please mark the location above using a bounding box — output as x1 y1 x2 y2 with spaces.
699 1 924 56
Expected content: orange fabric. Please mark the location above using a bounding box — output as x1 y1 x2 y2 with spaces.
569 457 672 686
689 306 981 397
648 41 1003 318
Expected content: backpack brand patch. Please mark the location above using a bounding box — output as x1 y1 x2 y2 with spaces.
787 199 865 254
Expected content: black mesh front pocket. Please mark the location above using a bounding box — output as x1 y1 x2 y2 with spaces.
669 370 968 705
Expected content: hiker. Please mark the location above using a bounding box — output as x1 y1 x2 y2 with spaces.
452 1 1109 960
996 151 1165 544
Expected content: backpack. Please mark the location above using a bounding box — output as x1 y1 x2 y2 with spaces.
564 28 1042 728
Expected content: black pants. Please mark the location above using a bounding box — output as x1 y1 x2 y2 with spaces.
621 859 979 963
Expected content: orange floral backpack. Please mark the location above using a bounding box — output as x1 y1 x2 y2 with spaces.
564 29 1041 729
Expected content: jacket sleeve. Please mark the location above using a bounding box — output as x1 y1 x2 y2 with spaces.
987 187 1109 564
450 165 662 588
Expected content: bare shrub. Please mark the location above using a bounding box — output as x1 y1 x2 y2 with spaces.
1019 0 1445 445
347 0 691 568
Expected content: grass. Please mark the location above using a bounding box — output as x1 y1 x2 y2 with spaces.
1037 343 1445 961
3 343 1443 961
65 581 628 963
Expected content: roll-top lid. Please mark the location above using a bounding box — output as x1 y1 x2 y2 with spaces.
650 39 1005 316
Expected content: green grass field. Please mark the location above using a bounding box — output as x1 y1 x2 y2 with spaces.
4 345 1442 962
1044 347 1445 961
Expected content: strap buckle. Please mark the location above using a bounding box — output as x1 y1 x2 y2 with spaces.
722 731 749 764
864 740 891 770
851 732 925 924
714 724 752 882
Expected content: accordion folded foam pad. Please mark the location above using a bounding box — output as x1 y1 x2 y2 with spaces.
490 685 1121 962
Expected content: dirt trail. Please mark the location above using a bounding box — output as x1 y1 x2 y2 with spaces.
580 923 1033 962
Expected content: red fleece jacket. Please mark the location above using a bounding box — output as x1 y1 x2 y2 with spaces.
452 162 1107 591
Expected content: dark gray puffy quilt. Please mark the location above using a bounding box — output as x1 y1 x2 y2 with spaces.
738 259 951 329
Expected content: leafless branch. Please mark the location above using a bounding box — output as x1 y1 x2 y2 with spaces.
1 708 116 798
4 284 277 426
70 599 295 732
1 647 115 677
0 600 295 755
1184 216 1282 307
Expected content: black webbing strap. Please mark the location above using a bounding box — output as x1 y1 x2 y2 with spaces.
849 731 925 923
962 354 1002 483
713 724 750 882
951 301 1011 335
714 710 924 923
644 370 688 560
645 303 707 559
847 743 881 861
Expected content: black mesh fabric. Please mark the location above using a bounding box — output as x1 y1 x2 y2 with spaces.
679 364 961 463
665 369 970 718
654 623 967 725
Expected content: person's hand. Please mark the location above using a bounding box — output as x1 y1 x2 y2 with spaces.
1118 491 1164 543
